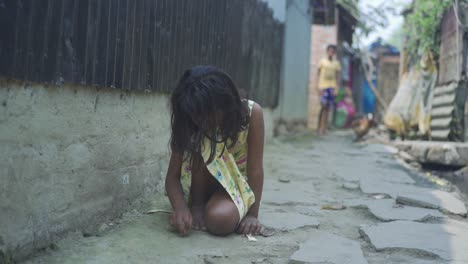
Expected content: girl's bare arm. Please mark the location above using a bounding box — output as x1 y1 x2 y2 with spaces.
165 151 192 235
246 102 265 218
165 151 187 210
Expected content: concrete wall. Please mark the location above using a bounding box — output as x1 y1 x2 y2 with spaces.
0 80 171 260
278 0 312 127
0 80 276 261
308 25 337 130
263 107 275 141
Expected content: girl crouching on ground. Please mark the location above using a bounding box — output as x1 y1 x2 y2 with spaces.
165 65 264 236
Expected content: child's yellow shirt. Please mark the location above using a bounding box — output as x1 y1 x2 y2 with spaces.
318 58 341 90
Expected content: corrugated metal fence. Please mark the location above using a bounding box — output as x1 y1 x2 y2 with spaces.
0 0 283 107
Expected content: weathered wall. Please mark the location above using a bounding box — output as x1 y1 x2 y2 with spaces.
308 25 337 130
0 80 171 260
0 80 276 261
278 0 312 127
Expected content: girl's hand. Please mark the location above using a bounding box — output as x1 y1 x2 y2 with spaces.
170 207 192 236
238 215 262 235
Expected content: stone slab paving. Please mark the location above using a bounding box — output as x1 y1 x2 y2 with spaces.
360 177 467 216
397 190 467 216
290 230 368 264
362 144 399 155
259 211 319 231
334 162 416 185
360 220 468 262
262 180 317 205
350 199 445 222
23 133 467 264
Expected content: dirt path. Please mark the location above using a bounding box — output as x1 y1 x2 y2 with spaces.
26 132 468 264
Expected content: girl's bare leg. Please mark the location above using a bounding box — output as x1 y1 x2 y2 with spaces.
190 154 239 235
319 107 329 135
205 190 240 236
190 155 218 231
317 107 324 135
322 109 330 134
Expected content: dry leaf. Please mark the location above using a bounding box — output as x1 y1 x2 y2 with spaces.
321 204 347 210
146 209 172 214
246 234 257 242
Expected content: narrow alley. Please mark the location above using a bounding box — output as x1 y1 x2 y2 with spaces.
26 133 468 264
2 1 468 263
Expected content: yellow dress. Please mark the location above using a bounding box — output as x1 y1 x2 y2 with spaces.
180 100 255 218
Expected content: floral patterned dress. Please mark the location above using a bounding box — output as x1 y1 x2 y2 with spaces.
180 100 255 218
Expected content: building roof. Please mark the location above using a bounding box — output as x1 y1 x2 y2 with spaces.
312 0 359 25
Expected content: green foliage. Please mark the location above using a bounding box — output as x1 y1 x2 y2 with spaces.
339 0 397 38
404 0 452 56
387 25 404 50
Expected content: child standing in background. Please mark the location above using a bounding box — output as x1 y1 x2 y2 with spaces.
165 65 265 237
317 45 341 135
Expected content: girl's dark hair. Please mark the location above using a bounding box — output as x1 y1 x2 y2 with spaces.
327 44 337 52
170 65 250 164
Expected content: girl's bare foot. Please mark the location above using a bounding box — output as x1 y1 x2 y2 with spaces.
191 205 207 231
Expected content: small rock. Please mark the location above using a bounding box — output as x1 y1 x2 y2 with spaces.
343 182 360 190
371 194 387 200
49 243 59 251
82 226 98 237
82 231 95 237
204 258 216 264
259 226 276 237
278 177 291 183
252 257 267 263
98 223 109 234
409 161 422 169
455 166 468 178
398 151 415 162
